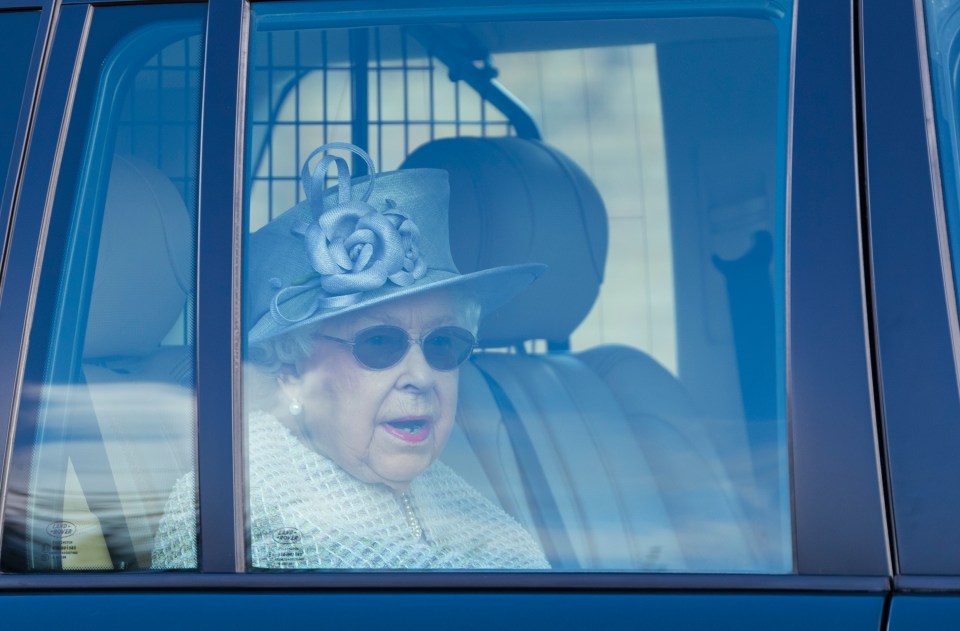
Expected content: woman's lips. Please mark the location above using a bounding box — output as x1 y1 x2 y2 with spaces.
381 418 432 444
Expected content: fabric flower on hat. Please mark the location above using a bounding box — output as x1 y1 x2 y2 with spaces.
270 145 429 326
385 201 427 286
297 198 421 296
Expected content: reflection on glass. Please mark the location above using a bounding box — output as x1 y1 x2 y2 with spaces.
0 10 40 205
923 0 960 303
0 6 204 572
229 7 794 572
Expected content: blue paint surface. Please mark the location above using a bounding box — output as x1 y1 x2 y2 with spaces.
889 596 960 630
0 592 885 630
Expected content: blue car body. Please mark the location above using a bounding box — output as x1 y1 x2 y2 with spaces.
0 0 959 628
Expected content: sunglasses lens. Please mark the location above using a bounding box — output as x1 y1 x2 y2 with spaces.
349 325 476 370
353 326 410 369
422 327 476 370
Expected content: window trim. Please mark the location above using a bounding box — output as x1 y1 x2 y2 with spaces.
0 570 891 592
0 4 51 279
194 0 246 573
0 2 91 562
862 0 960 578
787 0 890 576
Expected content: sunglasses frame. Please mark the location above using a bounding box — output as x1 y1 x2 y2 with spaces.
318 325 478 371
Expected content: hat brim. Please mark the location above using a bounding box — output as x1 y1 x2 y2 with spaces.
247 262 547 345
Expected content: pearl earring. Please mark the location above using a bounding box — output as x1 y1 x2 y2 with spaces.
289 398 303 416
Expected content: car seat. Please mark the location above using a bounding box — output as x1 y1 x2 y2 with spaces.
403 137 758 571
75 153 195 568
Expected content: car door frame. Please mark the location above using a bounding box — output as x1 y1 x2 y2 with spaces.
0 0 893 620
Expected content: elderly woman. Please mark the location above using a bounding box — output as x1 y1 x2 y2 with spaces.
152 143 549 569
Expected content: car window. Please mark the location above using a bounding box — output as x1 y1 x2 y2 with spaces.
0 9 41 248
0 9 39 171
923 0 960 295
199 3 794 572
0 4 205 572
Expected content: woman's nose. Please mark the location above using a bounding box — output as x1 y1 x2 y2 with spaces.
396 340 437 390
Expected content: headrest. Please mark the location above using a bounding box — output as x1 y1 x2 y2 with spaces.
84 155 193 358
401 137 607 346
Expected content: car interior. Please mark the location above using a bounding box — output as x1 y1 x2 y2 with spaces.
0 11 792 574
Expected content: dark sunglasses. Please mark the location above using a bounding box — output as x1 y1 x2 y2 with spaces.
318 325 477 371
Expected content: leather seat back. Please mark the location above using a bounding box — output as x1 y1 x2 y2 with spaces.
79 154 195 567
404 137 756 570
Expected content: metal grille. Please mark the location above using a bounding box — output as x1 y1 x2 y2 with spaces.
248 26 515 227
115 34 203 213
114 34 203 345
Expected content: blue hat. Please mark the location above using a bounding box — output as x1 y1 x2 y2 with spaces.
246 143 546 344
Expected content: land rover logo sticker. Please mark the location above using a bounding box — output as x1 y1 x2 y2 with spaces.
271 528 305 566
46 521 77 538
273 527 303 544
43 521 81 563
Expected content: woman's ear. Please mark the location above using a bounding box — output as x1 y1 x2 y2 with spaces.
276 371 303 407
276 372 308 421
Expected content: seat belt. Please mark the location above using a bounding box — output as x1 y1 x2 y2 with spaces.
472 360 580 570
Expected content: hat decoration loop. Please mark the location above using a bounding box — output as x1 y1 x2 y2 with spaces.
269 143 428 326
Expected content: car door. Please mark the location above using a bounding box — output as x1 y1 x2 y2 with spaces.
872 0 960 627
0 0 891 628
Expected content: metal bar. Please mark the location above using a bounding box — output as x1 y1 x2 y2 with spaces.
401 28 409 156
454 78 460 137
195 0 246 574
267 32 274 220
183 36 191 212
376 27 383 166
349 28 369 169
480 88 487 137
428 50 435 141
322 29 328 148
294 29 301 197
409 27 540 140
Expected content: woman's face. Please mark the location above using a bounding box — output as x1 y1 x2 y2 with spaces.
281 292 473 493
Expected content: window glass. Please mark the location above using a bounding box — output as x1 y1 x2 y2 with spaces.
924 0 960 297
225 3 792 572
0 5 204 572
0 10 40 239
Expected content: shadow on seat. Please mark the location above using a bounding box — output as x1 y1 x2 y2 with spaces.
403 137 758 571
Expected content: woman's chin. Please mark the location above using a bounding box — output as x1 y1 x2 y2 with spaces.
364 450 437 492
330 421 453 491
